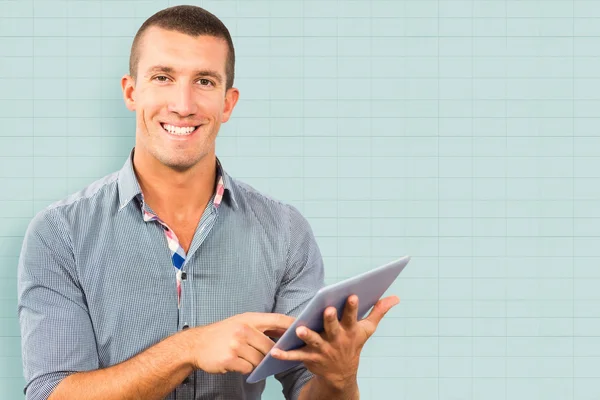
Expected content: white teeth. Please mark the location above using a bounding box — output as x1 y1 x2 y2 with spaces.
162 123 197 135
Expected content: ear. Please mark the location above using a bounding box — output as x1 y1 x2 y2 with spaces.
221 87 240 123
121 74 136 112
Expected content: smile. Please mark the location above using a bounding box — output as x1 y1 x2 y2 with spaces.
161 123 200 136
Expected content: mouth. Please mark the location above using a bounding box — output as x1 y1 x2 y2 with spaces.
160 122 201 137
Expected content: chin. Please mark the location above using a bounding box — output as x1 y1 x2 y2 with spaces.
156 152 206 171
161 158 198 171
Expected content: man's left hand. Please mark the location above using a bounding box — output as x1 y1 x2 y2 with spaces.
270 294 400 390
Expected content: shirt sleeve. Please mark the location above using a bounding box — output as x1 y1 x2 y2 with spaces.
272 204 326 400
17 208 99 400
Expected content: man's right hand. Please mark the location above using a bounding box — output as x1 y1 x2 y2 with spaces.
185 312 295 375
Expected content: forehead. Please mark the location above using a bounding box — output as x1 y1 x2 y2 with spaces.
137 27 228 73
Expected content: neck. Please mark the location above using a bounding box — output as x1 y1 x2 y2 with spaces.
132 148 217 221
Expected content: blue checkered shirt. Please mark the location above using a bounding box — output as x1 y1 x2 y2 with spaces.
17 150 325 400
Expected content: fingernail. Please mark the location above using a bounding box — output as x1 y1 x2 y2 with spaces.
297 328 305 336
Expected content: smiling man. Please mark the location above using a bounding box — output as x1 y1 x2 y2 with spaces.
17 5 399 400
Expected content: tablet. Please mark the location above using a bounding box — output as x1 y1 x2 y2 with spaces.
246 255 411 384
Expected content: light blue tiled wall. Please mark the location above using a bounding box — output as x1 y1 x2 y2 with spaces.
2 0 600 399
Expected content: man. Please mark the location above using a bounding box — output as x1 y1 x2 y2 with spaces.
17 5 399 400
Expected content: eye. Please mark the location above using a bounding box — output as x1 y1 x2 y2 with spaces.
197 78 214 87
153 75 171 82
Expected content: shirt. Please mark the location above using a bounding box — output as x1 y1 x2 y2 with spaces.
17 148 326 400
140 168 226 310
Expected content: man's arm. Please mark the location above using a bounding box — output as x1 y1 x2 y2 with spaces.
274 293 400 400
273 206 405 399
298 375 359 400
17 208 193 399
18 208 295 399
49 331 194 400
272 204 326 399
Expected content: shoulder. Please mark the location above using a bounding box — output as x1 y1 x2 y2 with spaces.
25 171 120 239
229 176 310 230
46 171 119 212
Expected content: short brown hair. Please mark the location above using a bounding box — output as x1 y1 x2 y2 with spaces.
129 5 235 90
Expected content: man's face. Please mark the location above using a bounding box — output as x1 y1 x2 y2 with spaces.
122 27 239 171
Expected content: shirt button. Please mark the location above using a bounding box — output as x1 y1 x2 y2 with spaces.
182 324 189 330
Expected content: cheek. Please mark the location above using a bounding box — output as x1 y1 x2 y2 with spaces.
200 94 225 115
137 108 157 134
138 87 164 114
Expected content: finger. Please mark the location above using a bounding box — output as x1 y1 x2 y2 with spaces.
323 307 340 338
236 342 267 369
264 328 287 339
362 295 400 337
271 347 315 362
340 294 359 329
230 357 255 375
296 326 324 349
245 326 278 356
246 312 295 332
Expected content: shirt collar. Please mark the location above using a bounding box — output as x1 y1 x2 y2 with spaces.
117 147 238 212
215 157 239 210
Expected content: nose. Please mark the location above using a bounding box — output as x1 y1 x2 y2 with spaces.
167 83 197 117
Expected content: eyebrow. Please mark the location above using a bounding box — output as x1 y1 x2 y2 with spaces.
146 65 223 85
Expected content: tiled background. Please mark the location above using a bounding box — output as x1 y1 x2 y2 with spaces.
2 0 600 399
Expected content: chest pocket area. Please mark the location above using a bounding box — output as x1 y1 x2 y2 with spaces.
188 248 280 325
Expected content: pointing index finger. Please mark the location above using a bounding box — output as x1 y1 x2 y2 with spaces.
248 312 295 332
